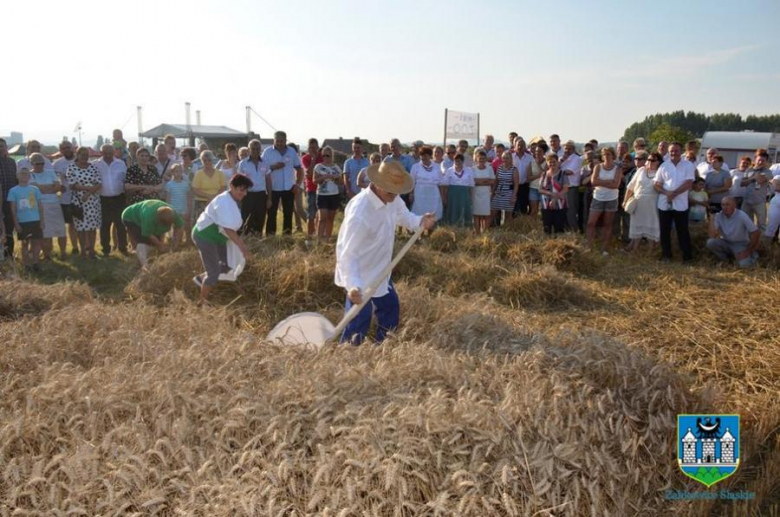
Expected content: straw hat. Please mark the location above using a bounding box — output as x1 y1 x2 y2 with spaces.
366 160 414 195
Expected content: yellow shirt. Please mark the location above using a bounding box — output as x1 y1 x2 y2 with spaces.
192 170 226 201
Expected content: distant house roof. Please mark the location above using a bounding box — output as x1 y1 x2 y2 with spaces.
140 123 247 139
322 137 373 155
701 131 780 151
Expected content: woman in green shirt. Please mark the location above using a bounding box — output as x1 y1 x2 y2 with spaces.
191 174 253 303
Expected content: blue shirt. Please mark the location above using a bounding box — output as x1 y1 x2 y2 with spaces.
7 185 42 223
343 156 369 194
165 178 191 214
261 146 302 191
237 157 270 193
30 170 61 204
383 153 414 173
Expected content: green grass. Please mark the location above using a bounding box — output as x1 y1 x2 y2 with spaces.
11 251 139 299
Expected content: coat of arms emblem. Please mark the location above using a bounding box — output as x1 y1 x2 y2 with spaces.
677 414 740 487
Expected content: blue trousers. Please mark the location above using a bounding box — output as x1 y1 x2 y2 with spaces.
340 280 400 345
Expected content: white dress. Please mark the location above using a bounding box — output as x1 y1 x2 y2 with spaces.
410 162 443 220
626 167 660 241
471 165 493 216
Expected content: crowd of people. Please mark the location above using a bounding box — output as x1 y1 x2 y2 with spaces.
1 129 779 277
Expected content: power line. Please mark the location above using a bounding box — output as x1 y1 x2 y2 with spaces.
249 107 277 132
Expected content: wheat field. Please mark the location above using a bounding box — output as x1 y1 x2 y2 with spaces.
1 223 779 516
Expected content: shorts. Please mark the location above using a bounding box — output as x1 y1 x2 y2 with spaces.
590 198 618 213
529 188 541 202
317 194 340 211
18 221 43 240
306 191 317 220
61 204 74 224
123 220 153 245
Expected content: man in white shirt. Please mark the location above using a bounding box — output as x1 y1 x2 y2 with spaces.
52 140 79 255
94 143 128 256
549 134 564 158
654 142 695 262
770 161 780 179
16 140 53 172
154 144 173 181
561 140 583 231
456 140 473 167
512 138 532 216
657 141 670 162
335 160 435 345
697 147 730 179
483 134 495 161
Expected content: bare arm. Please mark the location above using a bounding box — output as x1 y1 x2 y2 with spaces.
706 177 732 196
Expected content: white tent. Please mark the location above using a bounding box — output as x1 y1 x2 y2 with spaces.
700 131 780 166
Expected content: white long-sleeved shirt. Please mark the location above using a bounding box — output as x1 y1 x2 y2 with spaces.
93 157 127 197
335 187 422 297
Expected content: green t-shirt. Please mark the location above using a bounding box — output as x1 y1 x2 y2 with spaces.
192 222 228 244
122 199 183 237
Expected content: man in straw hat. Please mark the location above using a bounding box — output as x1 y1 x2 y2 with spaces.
335 160 436 345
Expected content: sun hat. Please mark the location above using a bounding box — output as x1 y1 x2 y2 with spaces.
366 160 414 195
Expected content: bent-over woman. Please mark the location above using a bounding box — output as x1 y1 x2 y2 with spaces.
192 174 253 303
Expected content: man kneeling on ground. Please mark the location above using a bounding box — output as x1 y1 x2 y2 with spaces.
706 196 760 268
122 199 183 267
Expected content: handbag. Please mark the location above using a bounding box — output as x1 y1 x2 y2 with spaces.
623 196 637 215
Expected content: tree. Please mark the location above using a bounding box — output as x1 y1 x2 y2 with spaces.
648 124 695 149
94 135 104 151
621 111 780 143
71 137 78 146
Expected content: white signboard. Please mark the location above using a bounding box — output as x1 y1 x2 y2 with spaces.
445 109 479 141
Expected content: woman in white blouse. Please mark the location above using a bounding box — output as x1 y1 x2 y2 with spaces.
623 151 661 251
442 154 475 227
410 146 444 220
471 149 495 233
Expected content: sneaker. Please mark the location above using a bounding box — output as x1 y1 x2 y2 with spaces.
192 275 203 288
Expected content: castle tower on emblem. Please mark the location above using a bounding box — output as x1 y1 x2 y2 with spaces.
720 428 735 463
682 428 697 463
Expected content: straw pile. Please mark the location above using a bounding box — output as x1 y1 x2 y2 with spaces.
2 226 779 515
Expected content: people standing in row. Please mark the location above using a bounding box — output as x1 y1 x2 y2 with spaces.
491 150 519 224
410 146 444 221
313 146 341 241
191 151 226 223
52 141 80 255
655 142 695 263
623 151 660 252
28 153 67 259
262 131 302 236
66 146 102 260
442 154 474 227
237 139 271 235
94 144 128 256
471 149 495 233
343 137 368 200
586 147 622 255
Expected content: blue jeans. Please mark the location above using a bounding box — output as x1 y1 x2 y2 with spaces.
340 280 400 345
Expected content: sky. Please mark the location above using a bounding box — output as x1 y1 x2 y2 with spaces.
2 0 779 147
